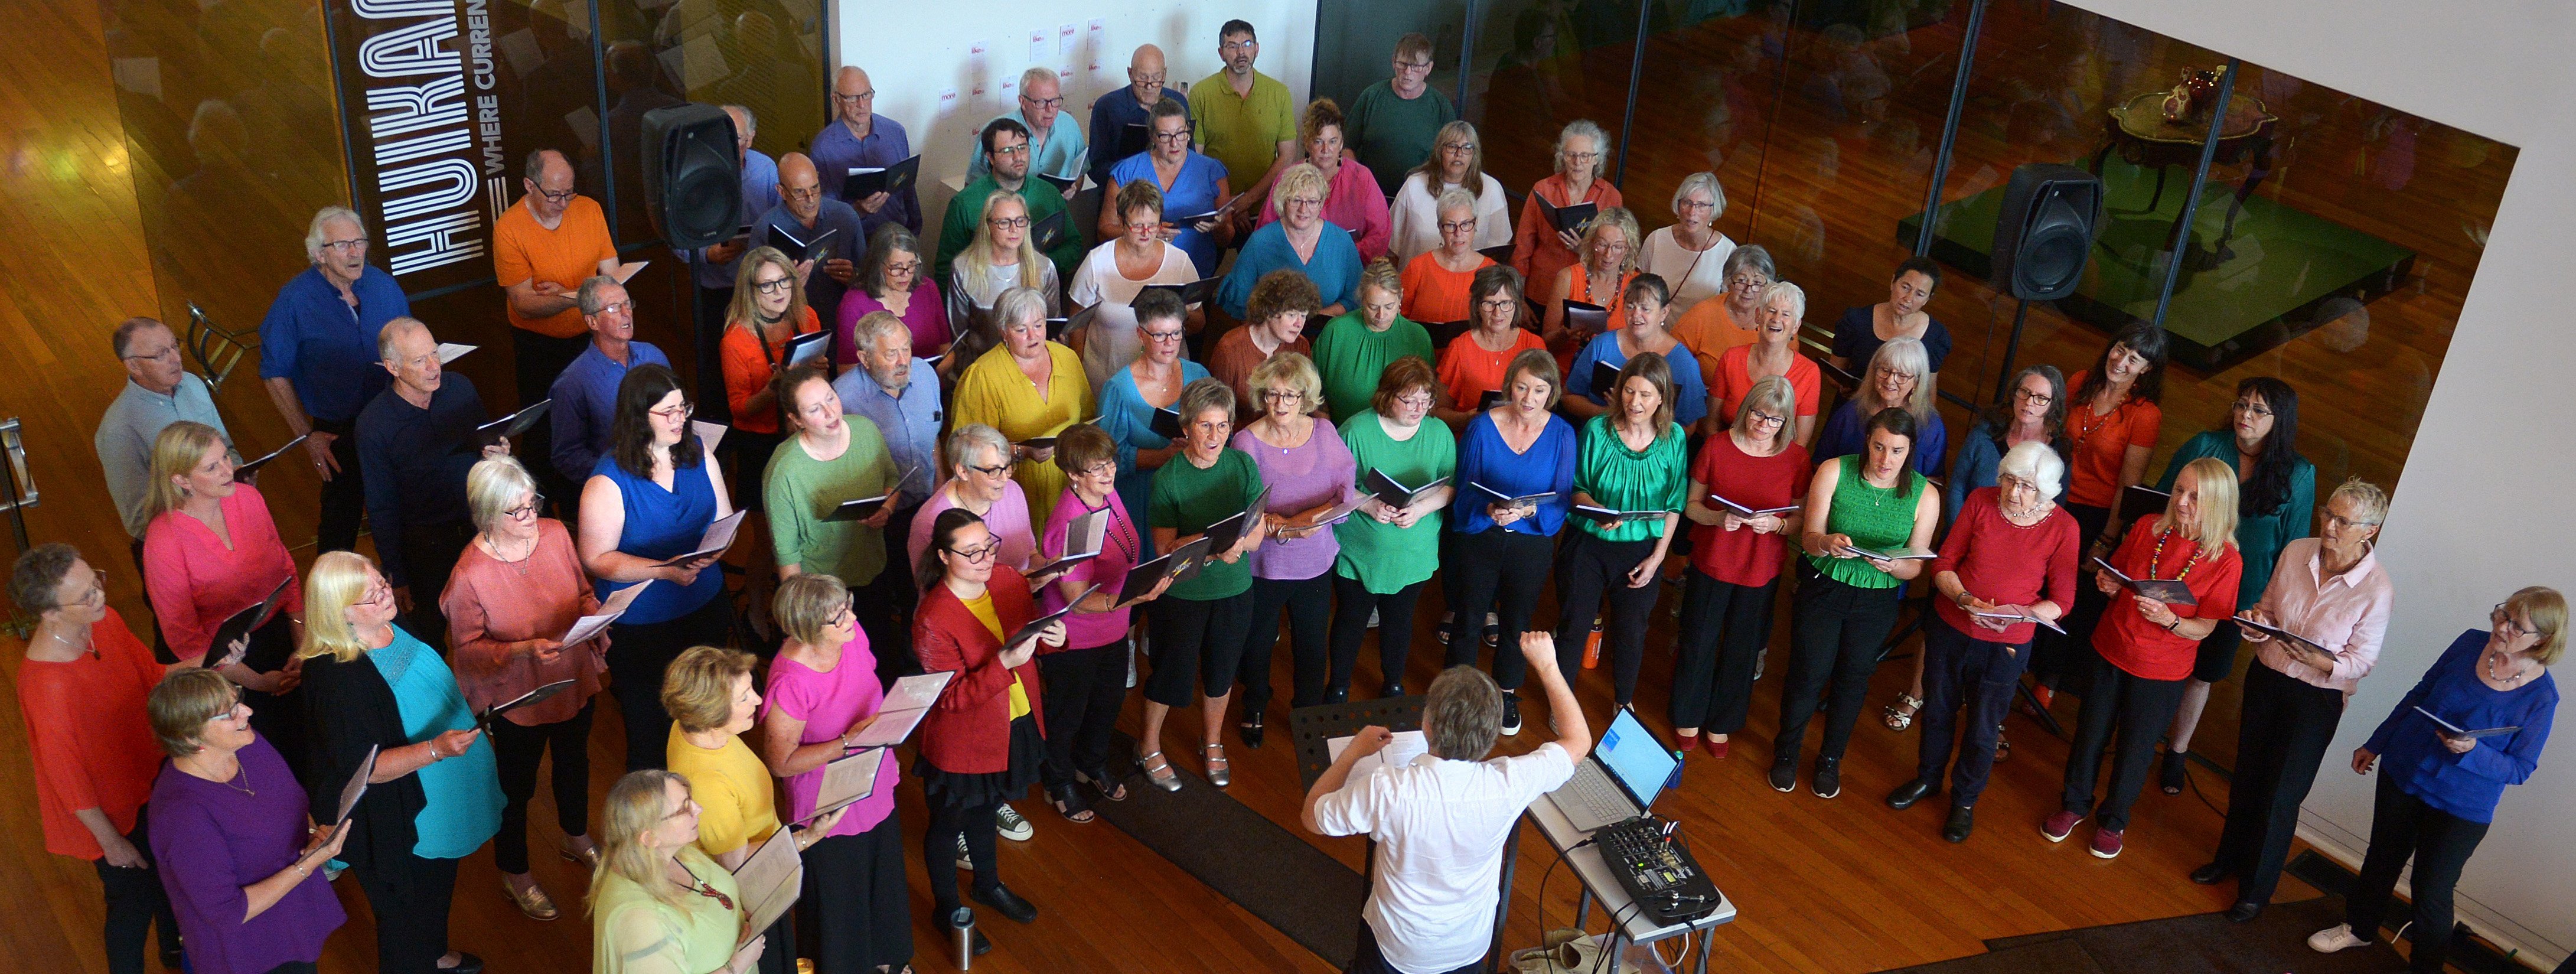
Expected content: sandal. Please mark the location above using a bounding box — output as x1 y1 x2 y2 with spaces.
1882 693 1923 732
1048 783 1095 823
1202 743 1231 788
1078 768 1129 802
1994 731 2012 763
2161 749 2189 794
1139 750 1182 792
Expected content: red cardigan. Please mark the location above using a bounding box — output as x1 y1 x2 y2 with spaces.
912 565 1048 774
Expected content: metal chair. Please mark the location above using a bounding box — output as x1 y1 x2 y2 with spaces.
184 302 260 394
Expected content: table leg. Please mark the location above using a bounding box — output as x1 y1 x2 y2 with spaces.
1488 817 1522 974
2147 165 2171 212
1576 889 1592 930
1696 922 1717 974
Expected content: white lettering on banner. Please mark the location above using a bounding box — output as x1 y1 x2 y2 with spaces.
386 212 485 274
347 0 497 282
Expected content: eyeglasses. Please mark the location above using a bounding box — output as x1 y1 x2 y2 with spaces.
591 300 633 317
2012 386 2054 405
2493 604 2543 640
1282 196 1323 209
121 346 182 364
51 566 109 610
1261 389 1303 402
531 187 576 204
987 216 1031 230
2231 400 2275 418
781 185 822 201
1152 129 1193 144
1394 60 1434 71
882 260 919 276
1220 40 1257 53
831 90 876 104
1130 72 1166 86
2322 513 2379 530
649 403 696 422
947 542 1002 563
357 585 395 608
752 276 794 295
1439 219 1477 233
1745 409 1787 427
966 462 1010 478
1729 276 1771 290
1677 198 1717 212
1394 392 1435 409
990 144 1030 158
1143 328 1186 343
1021 95 1065 111
321 238 369 253
1560 150 1602 164
503 494 547 520
1438 142 1476 154
203 699 252 727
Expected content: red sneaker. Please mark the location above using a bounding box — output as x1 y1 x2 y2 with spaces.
2041 811 2082 843
2090 826 2125 859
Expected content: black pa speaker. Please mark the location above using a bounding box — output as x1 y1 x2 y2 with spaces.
1991 163 2103 301
640 103 741 249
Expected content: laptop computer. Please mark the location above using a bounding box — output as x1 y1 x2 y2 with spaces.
1544 708 1679 833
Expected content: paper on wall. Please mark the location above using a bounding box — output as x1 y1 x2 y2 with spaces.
1029 29 1047 63
1087 20 1105 71
1058 23 1077 57
970 41 989 97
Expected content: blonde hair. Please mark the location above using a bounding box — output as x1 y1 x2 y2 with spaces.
726 246 809 337
147 667 238 758
467 456 541 532
1358 258 1401 305
593 770 693 910
1856 337 1935 426
960 191 1047 295
1734 374 1796 449
2326 477 2389 527
661 645 757 733
1580 207 1641 275
774 573 852 647
1271 162 1328 219
145 421 229 520
2503 586 2568 666
2158 457 2241 554
296 550 380 663
1247 351 1323 416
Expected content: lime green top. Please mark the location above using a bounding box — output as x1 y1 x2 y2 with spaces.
1573 415 1688 542
1333 411 1457 593
1310 312 1436 424
764 417 900 585
592 845 743 974
1807 456 1925 589
1149 448 1264 601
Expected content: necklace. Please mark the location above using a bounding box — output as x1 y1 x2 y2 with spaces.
2484 649 2536 687
187 756 253 796
488 532 538 576
44 627 97 659
2145 527 2207 582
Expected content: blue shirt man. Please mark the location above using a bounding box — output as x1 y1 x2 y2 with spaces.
549 279 671 484
1088 44 1172 187
751 152 868 332
259 266 409 425
95 318 230 538
832 351 943 505
355 318 490 591
813 67 921 240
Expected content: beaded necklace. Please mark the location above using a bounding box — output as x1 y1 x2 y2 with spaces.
2145 525 2206 582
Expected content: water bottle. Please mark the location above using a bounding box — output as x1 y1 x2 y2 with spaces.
950 906 976 969
1582 617 1604 668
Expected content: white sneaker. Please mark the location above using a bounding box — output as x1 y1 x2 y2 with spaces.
953 833 972 869
2307 923 2370 953
996 803 1033 842
1367 608 1381 629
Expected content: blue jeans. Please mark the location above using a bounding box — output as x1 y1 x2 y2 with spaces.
1915 615 2029 807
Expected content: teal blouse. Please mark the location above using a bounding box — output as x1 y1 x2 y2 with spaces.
1572 415 1688 542
2156 429 2314 611
372 628 503 859
1806 457 1926 589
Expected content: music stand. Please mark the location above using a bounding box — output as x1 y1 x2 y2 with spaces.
1 418 36 637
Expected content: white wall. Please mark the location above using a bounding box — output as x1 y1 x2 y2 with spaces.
2063 0 2576 967
830 1 1319 258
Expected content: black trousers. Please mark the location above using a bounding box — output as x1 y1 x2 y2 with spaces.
399 519 476 650
2059 652 2189 830
1347 920 1481 974
1039 638 1129 788
96 804 180 974
1668 569 1778 734
1440 529 1556 692
856 517 920 685
606 595 732 771
1915 616 2029 807
1550 533 1664 706
352 853 460 974
2213 664 2345 903
242 613 309 775
1776 565 1904 765
1329 575 1427 698
488 698 596 874
2346 771 2492 974
509 329 591 507
1238 572 1334 713
922 797 1002 914
312 415 366 555
1144 592 1254 708
127 537 175 663
801 812 914 973
2031 502 2112 691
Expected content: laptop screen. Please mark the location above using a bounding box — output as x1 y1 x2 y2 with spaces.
1594 708 1677 806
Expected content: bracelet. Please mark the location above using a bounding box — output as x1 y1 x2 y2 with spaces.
2163 618 2180 633
294 861 311 878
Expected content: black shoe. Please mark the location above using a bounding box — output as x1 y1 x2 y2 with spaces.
2224 900 2264 923
1325 687 1350 705
435 953 485 974
2189 861 2235 885
1499 693 1524 735
1885 777 1935 810
1942 806 1975 843
1811 757 1842 799
2161 750 2189 794
1240 713 1266 750
159 943 185 970
971 884 1039 924
971 927 993 955
1768 755 1796 793
1380 682 1404 698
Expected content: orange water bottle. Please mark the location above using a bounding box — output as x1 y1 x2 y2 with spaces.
1582 617 1604 668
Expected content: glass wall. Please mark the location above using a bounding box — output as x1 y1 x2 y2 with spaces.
1311 0 2513 774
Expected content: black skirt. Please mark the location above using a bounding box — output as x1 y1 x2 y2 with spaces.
915 714 1044 810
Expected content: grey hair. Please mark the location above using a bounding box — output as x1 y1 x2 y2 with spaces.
522 148 566 184
1722 243 1775 281
1860 336 1935 424
2327 477 2389 527
577 275 621 315
8 543 81 614
1995 439 2066 504
111 317 169 360
992 286 1050 334
944 424 1010 475
376 316 429 362
1553 119 1609 175
1434 185 1478 220
1423 666 1504 760
304 206 364 264
1018 66 1058 92
722 103 754 137
852 310 910 354
1176 377 1235 429
465 456 541 531
1670 172 1726 221
1758 279 1806 322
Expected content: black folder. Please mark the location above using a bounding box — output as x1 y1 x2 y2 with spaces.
840 155 920 200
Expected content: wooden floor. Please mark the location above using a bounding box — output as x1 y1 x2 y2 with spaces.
10 2 2517 973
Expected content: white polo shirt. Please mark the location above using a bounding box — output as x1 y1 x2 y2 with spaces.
1311 742 1577 974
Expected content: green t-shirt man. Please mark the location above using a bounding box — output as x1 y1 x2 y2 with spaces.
1345 79 1459 199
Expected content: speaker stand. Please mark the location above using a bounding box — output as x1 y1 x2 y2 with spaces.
1988 297 2034 406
